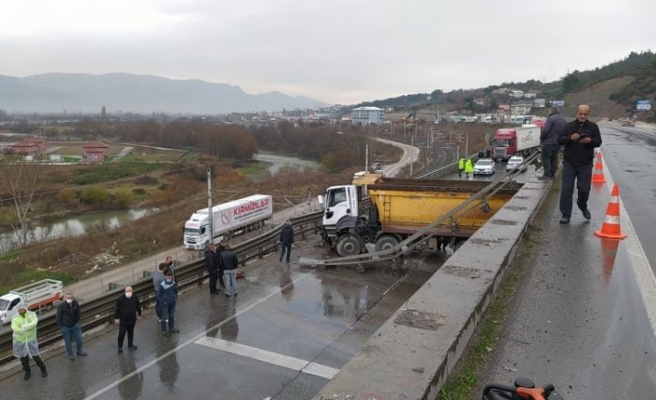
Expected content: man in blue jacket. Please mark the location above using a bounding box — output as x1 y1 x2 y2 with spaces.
539 107 567 179
157 271 179 335
557 104 602 224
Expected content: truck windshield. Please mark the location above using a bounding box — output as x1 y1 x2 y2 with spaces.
0 298 9 310
327 188 347 207
184 228 200 234
492 138 510 147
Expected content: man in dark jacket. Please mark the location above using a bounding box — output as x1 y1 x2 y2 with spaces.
221 243 239 297
114 286 141 353
205 244 219 294
557 104 602 224
153 263 167 321
56 292 87 360
539 107 567 179
279 220 295 263
215 237 228 290
157 271 179 335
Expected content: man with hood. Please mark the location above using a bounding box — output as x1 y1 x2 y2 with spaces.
12 302 47 380
539 107 567 179
279 219 295 263
205 244 220 294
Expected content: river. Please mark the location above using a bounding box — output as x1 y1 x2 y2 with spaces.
253 151 320 174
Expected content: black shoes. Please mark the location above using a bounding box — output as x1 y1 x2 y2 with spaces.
538 175 551 180
118 348 123 354
128 345 138 351
40 367 47 377
559 216 570 224
582 208 591 220
77 352 88 357
24 370 31 380
169 328 180 334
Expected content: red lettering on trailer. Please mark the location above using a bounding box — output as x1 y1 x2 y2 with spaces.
233 198 269 216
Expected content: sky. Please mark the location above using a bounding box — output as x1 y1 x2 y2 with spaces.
2 0 655 106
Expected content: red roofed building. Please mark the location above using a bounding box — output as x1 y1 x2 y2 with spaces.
83 142 110 162
10 137 46 155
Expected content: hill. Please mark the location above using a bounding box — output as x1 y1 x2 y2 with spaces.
0 73 328 115
352 51 656 122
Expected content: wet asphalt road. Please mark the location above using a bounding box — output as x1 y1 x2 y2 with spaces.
478 121 656 399
0 238 447 400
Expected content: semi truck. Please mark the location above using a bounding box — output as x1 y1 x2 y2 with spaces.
489 124 541 161
318 174 520 257
183 194 273 250
0 279 64 325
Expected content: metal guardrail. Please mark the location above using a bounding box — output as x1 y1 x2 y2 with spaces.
0 212 323 367
414 153 480 180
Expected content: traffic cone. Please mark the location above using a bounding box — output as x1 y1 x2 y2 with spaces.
600 238 620 284
594 183 627 239
591 152 606 184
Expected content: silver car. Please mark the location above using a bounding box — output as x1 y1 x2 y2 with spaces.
506 156 527 173
474 159 495 175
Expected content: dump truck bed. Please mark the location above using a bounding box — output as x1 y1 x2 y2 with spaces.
368 179 521 237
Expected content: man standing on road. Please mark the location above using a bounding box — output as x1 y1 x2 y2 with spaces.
539 107 567 179
56 292 88 360
205 244 220 294
215 237 228 290
458 158 465 177
279 219 295 263
114 286 141 353
153 263 167 321
12 303 47 380
165 255 176 281
557 104 602 224
464 158 474 178
221 243 239 297
157 271 179 335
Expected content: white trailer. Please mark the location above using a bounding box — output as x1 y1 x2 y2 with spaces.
183 194 273 250
0 279 64 325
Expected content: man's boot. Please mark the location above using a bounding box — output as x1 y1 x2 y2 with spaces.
20 357 31 380
33 356 47 377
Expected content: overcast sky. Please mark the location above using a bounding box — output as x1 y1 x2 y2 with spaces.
2 0 655 105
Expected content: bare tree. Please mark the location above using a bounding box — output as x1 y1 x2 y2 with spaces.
0 154 44 247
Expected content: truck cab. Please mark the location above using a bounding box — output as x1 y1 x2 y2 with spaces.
183 213 210 250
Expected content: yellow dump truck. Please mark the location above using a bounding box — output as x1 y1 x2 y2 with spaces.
318 173 520 257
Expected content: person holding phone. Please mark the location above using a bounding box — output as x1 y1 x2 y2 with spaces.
557 104 602 224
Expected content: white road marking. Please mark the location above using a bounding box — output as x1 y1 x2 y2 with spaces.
195 337 339 379
604 168 656 337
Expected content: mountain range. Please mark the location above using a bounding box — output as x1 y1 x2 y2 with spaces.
0 73 328 115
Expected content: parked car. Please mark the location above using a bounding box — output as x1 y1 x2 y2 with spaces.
506 156 527 173
474 159 495 175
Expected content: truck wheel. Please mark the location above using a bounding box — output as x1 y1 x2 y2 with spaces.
375 235 400 252
336 234 362 257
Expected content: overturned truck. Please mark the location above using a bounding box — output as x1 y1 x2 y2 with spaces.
318 173 521 257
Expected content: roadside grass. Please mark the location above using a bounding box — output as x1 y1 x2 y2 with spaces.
438 234 536 399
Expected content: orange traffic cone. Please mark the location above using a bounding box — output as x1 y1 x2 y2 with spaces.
591 152 606 184
594 183 627 239
600 238 620 284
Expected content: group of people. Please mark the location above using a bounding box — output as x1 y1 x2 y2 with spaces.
457 157 474 177
539 104 602 224
204 237 240 297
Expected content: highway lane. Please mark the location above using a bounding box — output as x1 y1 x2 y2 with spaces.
478 121 656 399
0 236 447 399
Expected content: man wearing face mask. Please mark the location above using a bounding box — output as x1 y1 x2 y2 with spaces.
56 292 88 360
157 271 179 335
12 303 47 380
114 286 141 353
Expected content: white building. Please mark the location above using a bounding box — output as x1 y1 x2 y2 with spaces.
351 106 385 125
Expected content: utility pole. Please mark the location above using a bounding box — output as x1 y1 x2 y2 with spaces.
207 166 213 244
365 144 369 171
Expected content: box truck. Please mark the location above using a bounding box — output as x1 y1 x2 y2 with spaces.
183 194 273 250
0 279 64 325
489 124 541 161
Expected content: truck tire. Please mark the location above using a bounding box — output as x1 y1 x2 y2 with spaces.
375 235 400 252
336 233 362 257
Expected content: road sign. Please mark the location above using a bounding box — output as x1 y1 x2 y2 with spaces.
551 100 565 107
636 100 652 111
